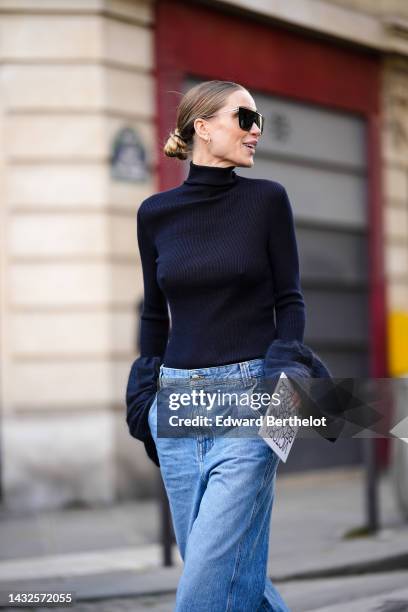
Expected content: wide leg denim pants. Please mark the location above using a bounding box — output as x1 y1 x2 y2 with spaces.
148 357 290 612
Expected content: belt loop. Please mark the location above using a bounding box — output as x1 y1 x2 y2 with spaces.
239 361 252 387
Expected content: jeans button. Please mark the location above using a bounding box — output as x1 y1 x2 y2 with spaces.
191 374 201 379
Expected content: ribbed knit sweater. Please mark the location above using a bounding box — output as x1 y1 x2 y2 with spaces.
136 160 306 369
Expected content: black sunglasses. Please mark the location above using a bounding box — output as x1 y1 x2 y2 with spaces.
236 106 264 134
202 106 264 135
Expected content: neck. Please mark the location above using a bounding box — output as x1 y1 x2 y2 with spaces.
184 160 237 187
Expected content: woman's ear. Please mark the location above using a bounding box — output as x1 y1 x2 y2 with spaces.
193 117 210 143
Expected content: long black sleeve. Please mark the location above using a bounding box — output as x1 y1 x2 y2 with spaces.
268 185 306 342
136 208 169 358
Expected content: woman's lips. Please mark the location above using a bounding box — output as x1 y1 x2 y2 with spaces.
243 143 255 153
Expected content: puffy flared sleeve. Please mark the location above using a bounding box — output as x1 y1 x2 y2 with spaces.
126 355 161 466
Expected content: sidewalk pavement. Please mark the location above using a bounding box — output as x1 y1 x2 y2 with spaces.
0 465 407 604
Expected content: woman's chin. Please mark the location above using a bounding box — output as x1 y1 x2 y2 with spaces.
241 156 255 168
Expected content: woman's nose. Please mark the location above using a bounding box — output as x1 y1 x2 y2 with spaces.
250 123 262 136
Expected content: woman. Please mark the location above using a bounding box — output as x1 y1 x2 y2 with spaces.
138 80 305 611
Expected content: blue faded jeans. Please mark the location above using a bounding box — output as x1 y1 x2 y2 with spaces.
148 357 290 612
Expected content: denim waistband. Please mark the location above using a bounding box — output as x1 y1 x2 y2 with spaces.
159 357 265 388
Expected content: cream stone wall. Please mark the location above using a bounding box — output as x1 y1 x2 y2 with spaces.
0 0 157 510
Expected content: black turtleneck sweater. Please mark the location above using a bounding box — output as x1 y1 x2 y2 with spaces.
136 160 306 369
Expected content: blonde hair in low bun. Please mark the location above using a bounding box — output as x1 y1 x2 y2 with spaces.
163 80 246 161
163 128 189 160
